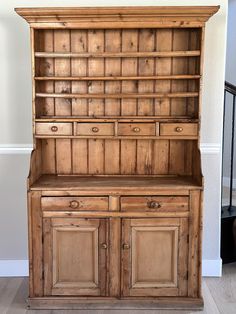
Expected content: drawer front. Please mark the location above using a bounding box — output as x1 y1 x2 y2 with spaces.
118 123 156 136
77 123 114 136
121 196 188 212
35 123 72 136
160 123 198 136
41 196 109 211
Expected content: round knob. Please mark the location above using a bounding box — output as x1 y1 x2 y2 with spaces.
69 200 79 209
123 243 130 250
133 127 141 133
101 243 108 249
148 201 161 209
51 126 58 132
175 127 183 133
92 127 99 133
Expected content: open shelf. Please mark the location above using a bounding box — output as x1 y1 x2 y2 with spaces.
35 50 201 58
34 75 201 81
31 175 202 192
36 92 199 99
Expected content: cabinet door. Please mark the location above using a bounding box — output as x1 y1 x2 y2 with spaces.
121 218 188 297
43 217 108 296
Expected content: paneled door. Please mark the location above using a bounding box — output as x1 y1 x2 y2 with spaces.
43 217 108 296
121 218 189 297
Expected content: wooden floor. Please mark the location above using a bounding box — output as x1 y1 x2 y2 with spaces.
0 263 236 314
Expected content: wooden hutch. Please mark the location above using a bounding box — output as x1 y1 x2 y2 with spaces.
16 6 219 310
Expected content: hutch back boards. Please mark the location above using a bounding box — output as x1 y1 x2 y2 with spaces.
16 6 219 310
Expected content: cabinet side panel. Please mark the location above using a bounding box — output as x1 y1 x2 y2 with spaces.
30 191 43 297
188 190 201 297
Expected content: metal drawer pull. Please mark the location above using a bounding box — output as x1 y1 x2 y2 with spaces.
101 243 108 249
69 200 80 209
51 126 58 132
175 127 183 133
92 127 99 133
133 127 141 133
148 201 161 209
123 243 130 249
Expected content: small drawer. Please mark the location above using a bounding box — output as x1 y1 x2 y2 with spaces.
118 123 156 136
120 196 188 212
76 123 114 136
41 196 109 211
35 123 72 136
160 123 198 136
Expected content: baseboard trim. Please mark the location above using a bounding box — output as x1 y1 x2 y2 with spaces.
0 259 221 277
202 259 222 277
0 260 29 277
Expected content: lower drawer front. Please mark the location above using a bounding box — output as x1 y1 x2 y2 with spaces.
118 123 156 136
41 196 109 211
76 123 114 136
121 196 188 211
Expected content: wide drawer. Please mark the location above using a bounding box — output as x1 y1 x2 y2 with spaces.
118 123 156 136
35 123 72 136
120 196 189 211
76 123 114 136
159 123 198 136
41 196 109 211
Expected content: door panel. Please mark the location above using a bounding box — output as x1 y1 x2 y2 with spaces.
43 217 108 296
121 218 188 297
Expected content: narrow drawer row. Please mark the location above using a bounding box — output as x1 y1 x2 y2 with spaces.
35 122 198 137
41 196 189 212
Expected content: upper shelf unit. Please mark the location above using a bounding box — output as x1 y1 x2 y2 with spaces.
34 28 201 120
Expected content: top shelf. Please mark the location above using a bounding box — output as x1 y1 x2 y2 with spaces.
34 50 201 58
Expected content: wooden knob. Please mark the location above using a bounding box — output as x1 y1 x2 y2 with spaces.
148 201 161 209
132 127 141 133
123 243 130 250
175 127 183 133
92 127 99 133
101 243 108 249
51 126 58 132
69 200 79 209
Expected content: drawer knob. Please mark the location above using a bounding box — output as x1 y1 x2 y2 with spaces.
175 127 183 133
51 126 58 132
69 200 79 209
133 127 141 133
148 201 161 209
101 243 108 249
123 243 130 250
92 127 99 133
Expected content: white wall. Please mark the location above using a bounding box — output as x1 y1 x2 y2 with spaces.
0 0 227 277
223 0 236 188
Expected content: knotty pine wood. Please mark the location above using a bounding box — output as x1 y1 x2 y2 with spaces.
16 6 219 309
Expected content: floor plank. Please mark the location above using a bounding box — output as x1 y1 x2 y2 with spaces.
1 264 236 314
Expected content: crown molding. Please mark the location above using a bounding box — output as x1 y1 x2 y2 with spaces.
15 6 220 28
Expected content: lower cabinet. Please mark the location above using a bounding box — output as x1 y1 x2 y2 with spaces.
43 216 188 298
43 218 108 296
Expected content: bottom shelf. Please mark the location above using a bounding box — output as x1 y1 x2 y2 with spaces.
31 175 202 192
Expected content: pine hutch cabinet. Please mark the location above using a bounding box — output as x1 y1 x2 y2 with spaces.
16 6 219 310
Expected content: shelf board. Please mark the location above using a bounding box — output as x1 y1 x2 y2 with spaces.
34 75 201 81
35 50 201 58
35 116 198 123
31 175 202 191
35 92 199 99
35 135 198 140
